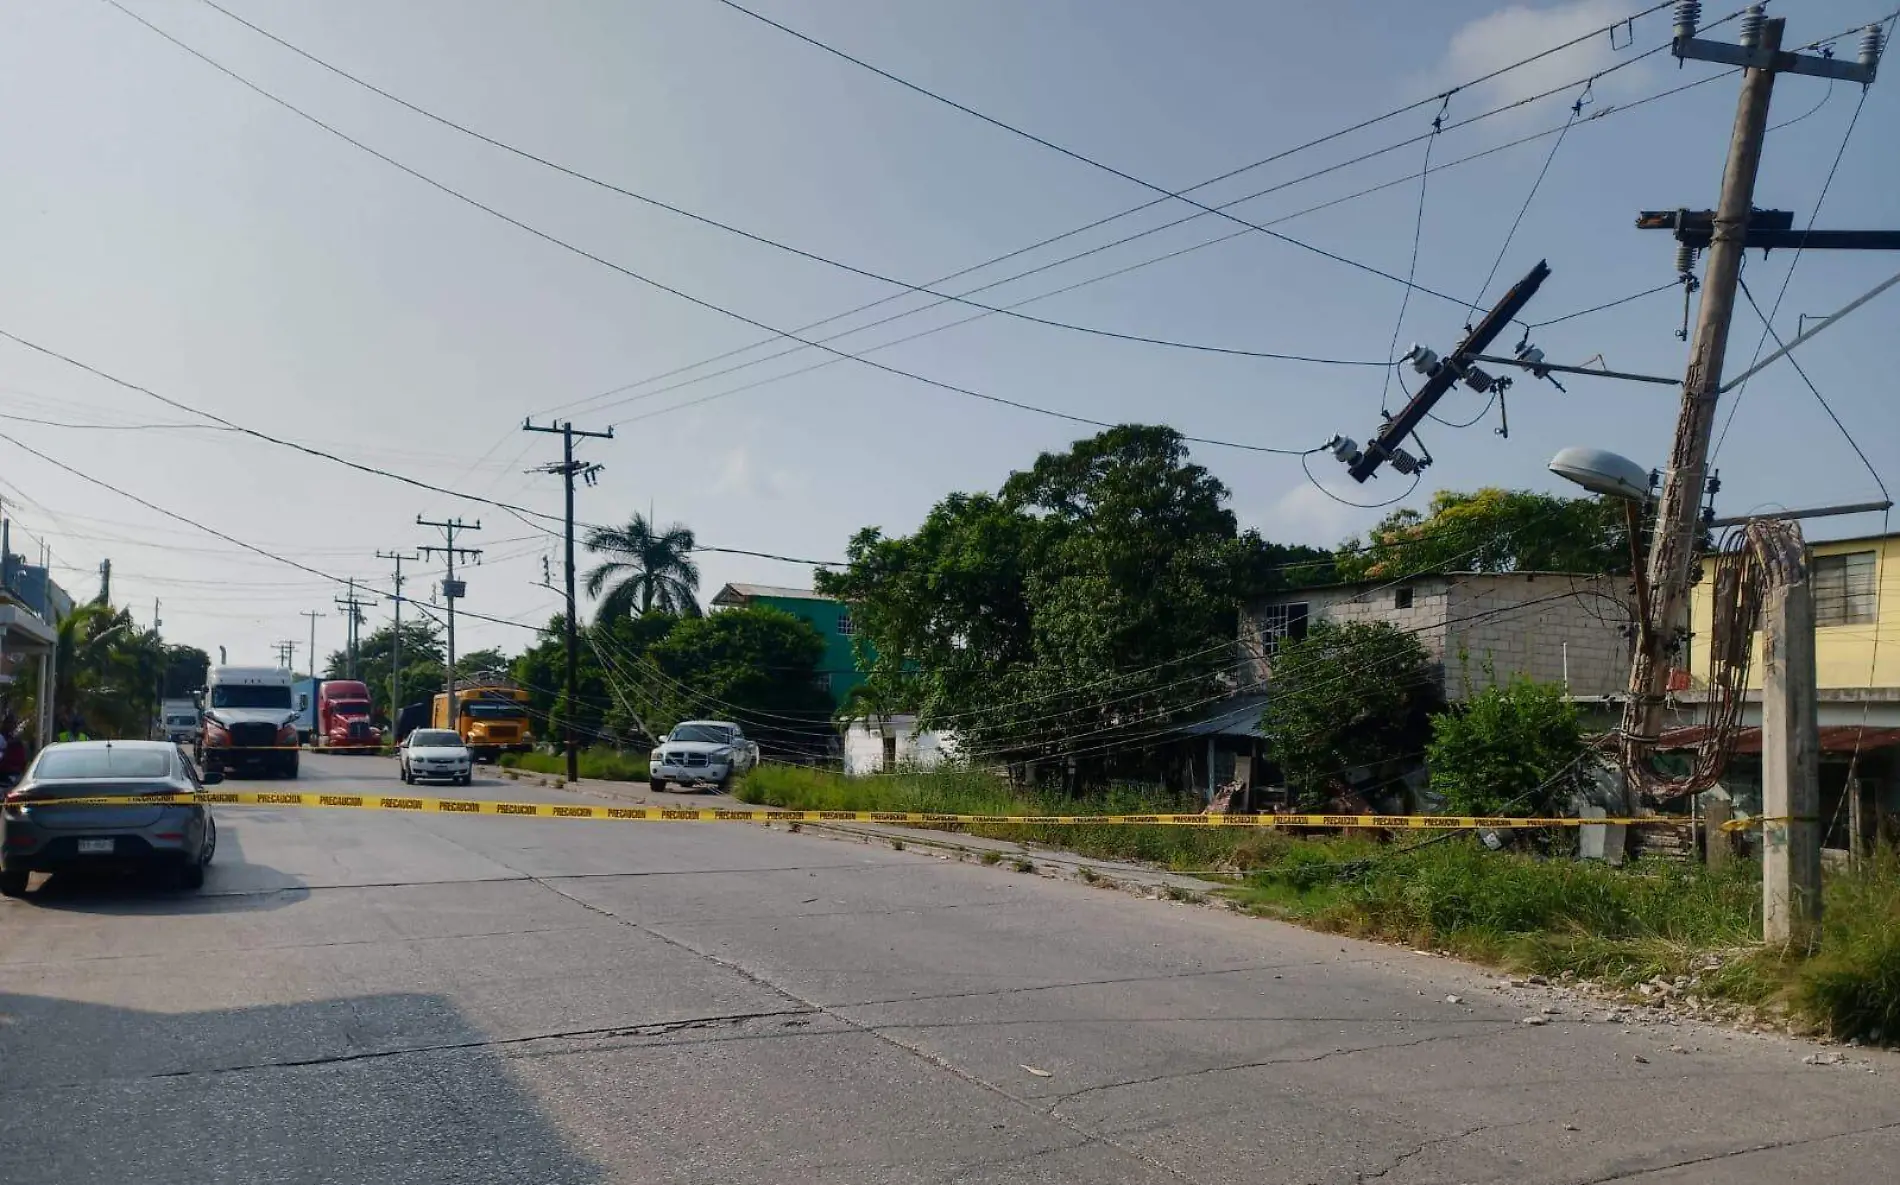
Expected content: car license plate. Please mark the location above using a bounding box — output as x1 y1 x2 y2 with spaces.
76 838 115 855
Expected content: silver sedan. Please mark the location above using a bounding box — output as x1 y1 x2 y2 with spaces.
0 740 219 898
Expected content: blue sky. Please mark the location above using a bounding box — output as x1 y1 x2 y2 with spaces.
0 0 1895 670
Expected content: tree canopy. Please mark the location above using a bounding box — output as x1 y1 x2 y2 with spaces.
325 620 445 720
816 425 1308 780
584 512 703 621
1259 618 1437 808
1332 488 1631 582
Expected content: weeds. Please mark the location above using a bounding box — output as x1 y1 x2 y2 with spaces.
1011 857 1036 874
979 851 1003 866
501 747 649 782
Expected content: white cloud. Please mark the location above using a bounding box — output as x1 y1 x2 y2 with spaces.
1260 479 1381 549
1428 0 1663 118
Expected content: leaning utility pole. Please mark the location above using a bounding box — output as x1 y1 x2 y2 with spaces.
416 517 482 732
524 418 613 783
334 579 371 680
1623 6 1884 940
378 550 420 726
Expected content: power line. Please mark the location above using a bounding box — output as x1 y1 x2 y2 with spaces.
1738 278 1887 501
1712 34 1883 460
592 68 1740 430
104 2 1324 459
707 0 1574 308
1379 104 1444 416
178 0 1391 370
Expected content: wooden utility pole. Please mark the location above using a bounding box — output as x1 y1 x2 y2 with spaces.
1621 14 1783 773
416 518 481 732
524 419 612 784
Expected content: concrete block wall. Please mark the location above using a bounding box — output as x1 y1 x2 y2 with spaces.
1245 573 1633 702
1445 574 1632 699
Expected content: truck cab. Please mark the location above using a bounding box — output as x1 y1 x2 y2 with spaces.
159 698 200 745
431 685 533 762
315 680 383 752
199 665 300 778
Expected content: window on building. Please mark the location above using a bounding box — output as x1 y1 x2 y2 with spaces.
1813 550 1877 627
836 611 855 636
1394 586 1414 610
1258 602 1310 656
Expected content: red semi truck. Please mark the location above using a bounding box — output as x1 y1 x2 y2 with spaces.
314 680 383 752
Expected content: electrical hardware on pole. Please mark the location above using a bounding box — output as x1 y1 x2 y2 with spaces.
524 419 613 785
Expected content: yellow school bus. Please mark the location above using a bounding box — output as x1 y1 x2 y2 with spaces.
432 684 534 761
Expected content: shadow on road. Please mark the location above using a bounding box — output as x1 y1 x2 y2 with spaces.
16 861 311 915
0 990 605 1183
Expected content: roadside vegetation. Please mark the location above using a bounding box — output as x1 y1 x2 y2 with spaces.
737 762 1900 1044
500 746 649 782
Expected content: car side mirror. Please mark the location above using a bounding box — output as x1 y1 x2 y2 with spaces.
658 734 669 744
200 767 224 786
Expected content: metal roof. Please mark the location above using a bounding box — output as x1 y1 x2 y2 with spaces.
711 583 833 605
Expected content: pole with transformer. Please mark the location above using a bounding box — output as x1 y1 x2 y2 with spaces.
334 579 371 680
1622 5 1884 942
524 419 613 784
416 518 482 736
378 550 419 730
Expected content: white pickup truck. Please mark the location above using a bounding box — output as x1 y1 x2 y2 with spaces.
649 720 759 793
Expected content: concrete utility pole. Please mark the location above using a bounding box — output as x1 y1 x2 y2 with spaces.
274 640 298 671
378 550 419 727
334 579 370 680
416 518 481 732
1623 7 1884 936
300 610 324 680
524 419 612 783
1753 524 1821 943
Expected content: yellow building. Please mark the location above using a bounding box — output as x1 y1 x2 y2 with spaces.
1688 531 1899 697
1682 531 1900 849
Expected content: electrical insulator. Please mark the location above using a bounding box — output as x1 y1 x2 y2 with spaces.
1389 448 1421 476
1672 0 1701 42
1861 24 1886 71
1403 343 1439 375
1327 435 1362 466
1460 365 1495 393
1738 5 1765 50
1675 241 1696 277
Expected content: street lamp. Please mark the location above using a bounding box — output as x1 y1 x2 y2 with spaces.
1547 446 1651 504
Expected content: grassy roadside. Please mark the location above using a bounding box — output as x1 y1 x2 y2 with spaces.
500 747 649 782
737 763 1900 1044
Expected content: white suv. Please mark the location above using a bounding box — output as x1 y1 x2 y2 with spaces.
649 721 758 793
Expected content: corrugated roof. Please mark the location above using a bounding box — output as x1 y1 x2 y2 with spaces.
712 583 833 605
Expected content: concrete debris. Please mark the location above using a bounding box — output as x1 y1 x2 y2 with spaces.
1521 1015 1549 1027
1803 1052 1844 1066
1020 1064 1054 1077
1445 995 1464 1005
1631 1053 1650 1064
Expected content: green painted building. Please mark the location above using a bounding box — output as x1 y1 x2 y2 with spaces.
710 583 866 707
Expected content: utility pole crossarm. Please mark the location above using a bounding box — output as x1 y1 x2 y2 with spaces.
417 517 482 742
1339 261 1551 483
524 419 614 784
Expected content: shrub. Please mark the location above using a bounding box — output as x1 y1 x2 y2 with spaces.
1427 677 1584 816
500 746 649 782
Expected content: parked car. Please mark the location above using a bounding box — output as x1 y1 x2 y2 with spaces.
399 729 472 786
1 740 220 898
649 720 759 793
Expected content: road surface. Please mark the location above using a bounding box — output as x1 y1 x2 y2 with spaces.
3 753 1896 1183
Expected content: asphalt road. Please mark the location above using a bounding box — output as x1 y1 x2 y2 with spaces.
3 753 1897 1183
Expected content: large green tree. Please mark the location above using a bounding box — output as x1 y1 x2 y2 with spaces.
645 606 834 755
584 512 703 621
1259 619 1436 807
514 612 677 747
1332 488 1632 582
817 425 1304 781
160 645 212 700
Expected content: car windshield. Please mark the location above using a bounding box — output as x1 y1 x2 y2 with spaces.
34 747 173 780
211 685 292 709
670 724 733 744
166 715 197 726
332 702 369 717
409 731 462 748
461 701 524 719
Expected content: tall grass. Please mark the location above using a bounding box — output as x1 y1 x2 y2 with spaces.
737 763 1289 871
500 746 649 782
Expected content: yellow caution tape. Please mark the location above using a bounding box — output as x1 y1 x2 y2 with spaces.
9 792 1667 829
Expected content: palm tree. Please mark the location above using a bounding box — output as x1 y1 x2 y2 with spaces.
583 512 703 622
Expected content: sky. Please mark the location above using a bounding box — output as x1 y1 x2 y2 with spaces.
0 0 1896 675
